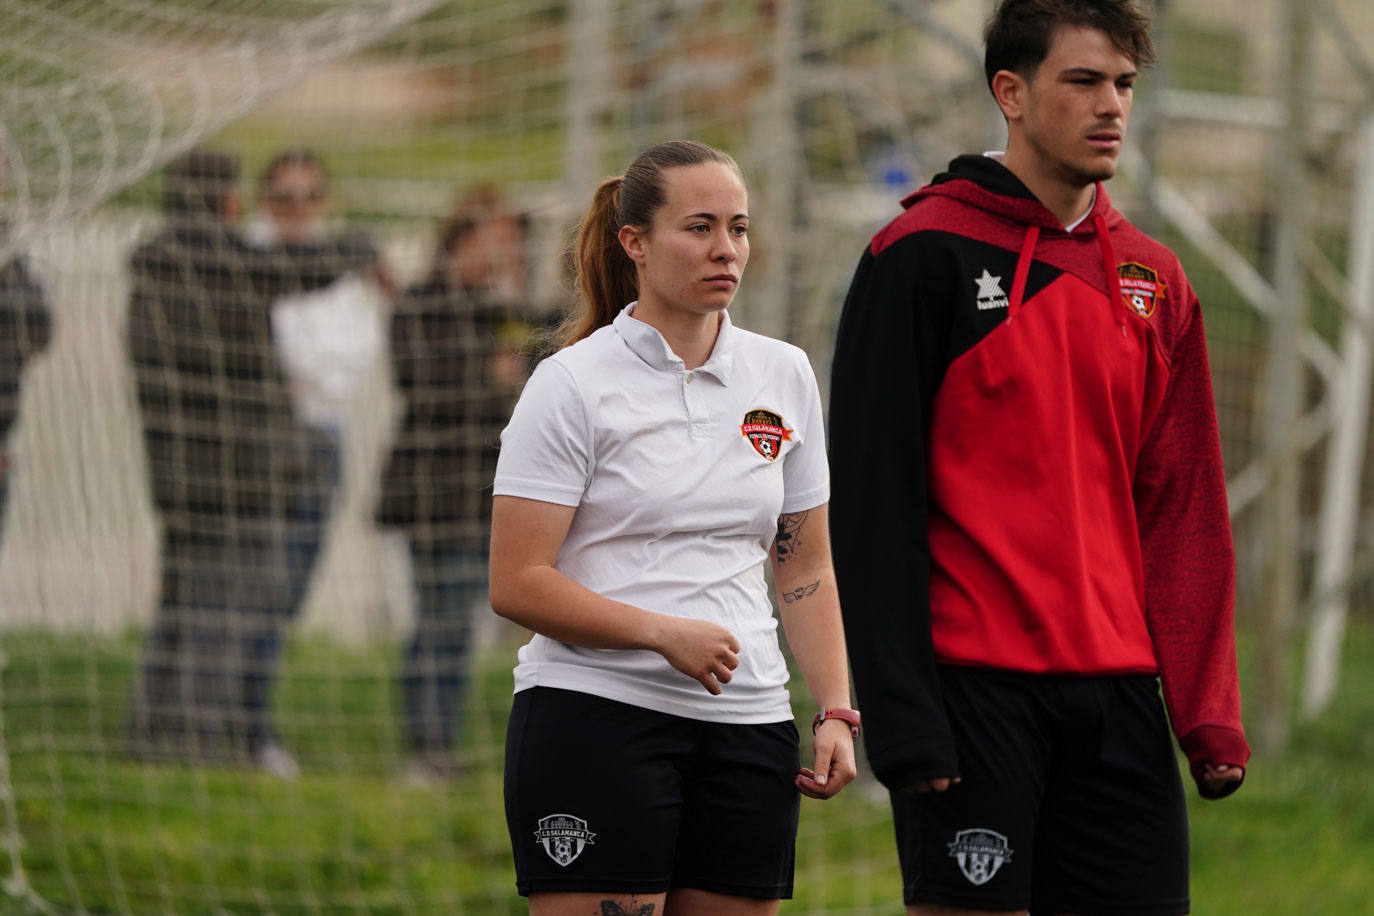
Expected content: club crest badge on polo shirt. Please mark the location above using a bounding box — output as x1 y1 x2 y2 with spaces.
741 408 792 462
948 828 1013 886
1117 261 1167 318
534 813 596 867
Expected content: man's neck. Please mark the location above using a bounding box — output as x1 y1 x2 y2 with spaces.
996 149 1096 228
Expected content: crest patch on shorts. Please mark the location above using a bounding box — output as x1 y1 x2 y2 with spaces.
1117 261 1167 318
534 813 596 867
741 408 792 462
948 828 1013 886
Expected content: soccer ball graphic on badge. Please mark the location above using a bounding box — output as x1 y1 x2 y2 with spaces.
741 408 792 462
534 813 596 867
947 828 1013 886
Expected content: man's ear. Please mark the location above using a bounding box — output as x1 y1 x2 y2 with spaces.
991 69 1027 122
618 225 646 266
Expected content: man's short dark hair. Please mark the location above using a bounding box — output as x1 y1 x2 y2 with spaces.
983 0 1156 91
162 149 240 219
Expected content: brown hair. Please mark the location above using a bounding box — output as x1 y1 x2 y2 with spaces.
162 148 240 220
983 0 1156 91
437 186 503 255
428 184 526 284
256 147 329 195
555 140 743 348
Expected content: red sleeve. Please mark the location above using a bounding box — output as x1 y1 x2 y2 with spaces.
1134 294 1250 799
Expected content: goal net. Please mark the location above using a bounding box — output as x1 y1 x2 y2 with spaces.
2 0 1373 913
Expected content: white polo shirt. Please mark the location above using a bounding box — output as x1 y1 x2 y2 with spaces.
494 304 829 723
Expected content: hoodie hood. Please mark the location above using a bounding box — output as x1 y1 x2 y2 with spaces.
906 154 1122 233
904 154 1129 334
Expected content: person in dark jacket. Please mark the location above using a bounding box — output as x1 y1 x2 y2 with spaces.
125 149 330 776
375 189 527 782
829 2 1248 914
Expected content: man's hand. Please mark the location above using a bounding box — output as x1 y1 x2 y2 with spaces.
1201 763 1244 795
901 776 961 794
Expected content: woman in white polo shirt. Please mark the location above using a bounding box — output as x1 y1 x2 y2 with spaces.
490 140 857 916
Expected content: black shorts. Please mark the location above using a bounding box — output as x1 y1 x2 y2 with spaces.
504 686 800 899
891 667 1189 915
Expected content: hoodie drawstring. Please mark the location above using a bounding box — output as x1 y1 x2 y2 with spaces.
1007 225 1039 323
1008 214 1128 339
1093 213 1128 339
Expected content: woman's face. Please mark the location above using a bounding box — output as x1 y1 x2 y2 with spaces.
449 211 525 298
262 161 329 244
620 162 749 319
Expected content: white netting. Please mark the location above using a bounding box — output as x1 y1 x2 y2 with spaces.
1 0 1373 913
0 0 442 261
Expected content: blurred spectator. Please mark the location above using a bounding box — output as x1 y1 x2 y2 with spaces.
0 151 54 531
125 149 330 777
375 188 529 782
246 148 390 656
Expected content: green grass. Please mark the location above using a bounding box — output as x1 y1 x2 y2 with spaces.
1188 614 1374 915
2 632 523 915
3 619 1372 914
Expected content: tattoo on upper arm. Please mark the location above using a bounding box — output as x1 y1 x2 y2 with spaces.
774 510 809 564
600 901 655 916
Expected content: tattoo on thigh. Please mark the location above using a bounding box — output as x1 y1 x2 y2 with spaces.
774 510 808 563
782 580 820 603
599 901 654 916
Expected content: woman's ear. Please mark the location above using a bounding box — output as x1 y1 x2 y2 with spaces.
618 224 646 266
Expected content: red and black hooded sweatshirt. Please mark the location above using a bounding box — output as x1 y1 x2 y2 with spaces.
829 154 1250 799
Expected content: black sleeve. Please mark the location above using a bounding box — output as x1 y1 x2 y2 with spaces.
0 257 53 441
828 240 958 791
6 258 53 360
388 293 424 394
124 252 171 407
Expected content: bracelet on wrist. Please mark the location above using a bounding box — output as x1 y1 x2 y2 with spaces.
812 707 861 738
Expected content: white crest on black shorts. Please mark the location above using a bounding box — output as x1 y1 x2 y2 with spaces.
947 828 1013 886
534 813 596 867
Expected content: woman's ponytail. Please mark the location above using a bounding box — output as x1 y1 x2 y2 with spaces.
556 176 636 348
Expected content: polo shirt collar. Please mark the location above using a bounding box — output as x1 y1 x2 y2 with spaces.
613 302 736 385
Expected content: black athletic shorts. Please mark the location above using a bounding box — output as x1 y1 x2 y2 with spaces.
891 666 1189 915
504 686 800 899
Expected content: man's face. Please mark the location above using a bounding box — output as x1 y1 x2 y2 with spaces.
1017 26 1137 188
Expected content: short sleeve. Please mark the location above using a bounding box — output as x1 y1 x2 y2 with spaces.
493 357 591 507
780 352 829 514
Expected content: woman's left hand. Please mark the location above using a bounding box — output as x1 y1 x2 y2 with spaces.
795 719 857 799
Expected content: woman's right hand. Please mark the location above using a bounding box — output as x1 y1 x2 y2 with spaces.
653 617 740 695
491 497 740 695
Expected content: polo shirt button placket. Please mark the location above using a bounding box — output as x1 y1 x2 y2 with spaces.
683 370 712 439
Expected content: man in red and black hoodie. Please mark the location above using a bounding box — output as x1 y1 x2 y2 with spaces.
830 2 1249 913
